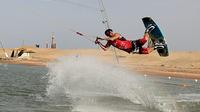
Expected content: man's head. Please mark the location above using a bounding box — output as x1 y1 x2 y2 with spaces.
105 29 113 37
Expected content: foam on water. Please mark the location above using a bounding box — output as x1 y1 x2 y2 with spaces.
177 93 200 102
46 55 179 112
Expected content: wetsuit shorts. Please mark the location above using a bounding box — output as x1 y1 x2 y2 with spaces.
132 35 149 54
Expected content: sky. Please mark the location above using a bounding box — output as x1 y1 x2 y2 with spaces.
0 0 199 51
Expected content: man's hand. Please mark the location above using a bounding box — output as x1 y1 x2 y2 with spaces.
95 37 100 44
95 40 100 44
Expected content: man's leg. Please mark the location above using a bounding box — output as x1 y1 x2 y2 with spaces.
137 33 149 46
139 47 154 54
138 33 156 54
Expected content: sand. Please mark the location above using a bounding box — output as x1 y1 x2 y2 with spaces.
0 47 200 79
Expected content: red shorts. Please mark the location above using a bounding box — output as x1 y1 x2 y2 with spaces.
136 35 149 54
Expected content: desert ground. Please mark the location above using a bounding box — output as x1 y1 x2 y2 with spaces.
0 47 200 79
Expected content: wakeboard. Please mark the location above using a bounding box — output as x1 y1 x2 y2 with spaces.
142 17 169 57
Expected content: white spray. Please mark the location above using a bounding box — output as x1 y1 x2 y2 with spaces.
46 56 179 112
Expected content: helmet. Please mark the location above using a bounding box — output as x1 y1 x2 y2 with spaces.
105 29 113 37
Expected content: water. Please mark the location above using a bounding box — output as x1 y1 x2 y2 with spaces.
0 56 200 112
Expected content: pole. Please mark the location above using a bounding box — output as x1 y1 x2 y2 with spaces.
0 41 9 58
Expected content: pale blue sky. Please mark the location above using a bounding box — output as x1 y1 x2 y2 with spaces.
0 0 199 51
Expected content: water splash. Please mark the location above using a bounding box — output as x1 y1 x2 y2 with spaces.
46 55 179 112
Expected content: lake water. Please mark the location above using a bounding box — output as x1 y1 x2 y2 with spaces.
0 56 200 112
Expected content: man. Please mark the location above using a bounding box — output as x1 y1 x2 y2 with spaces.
95 27 163 54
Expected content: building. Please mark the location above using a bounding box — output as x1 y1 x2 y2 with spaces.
51 32 56 49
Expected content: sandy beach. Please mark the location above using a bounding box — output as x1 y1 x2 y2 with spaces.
0 47 200 79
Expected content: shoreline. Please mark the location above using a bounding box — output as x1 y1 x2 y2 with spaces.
0 48 200 79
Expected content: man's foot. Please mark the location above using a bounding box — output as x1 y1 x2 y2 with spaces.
154 43 165 49
145 25 155 33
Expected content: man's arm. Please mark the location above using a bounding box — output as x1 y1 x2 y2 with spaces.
99 42 111 51
108 33 121 41
95 39 111 51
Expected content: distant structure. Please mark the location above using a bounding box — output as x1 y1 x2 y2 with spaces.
11 48 35 59
46 41 49 48
51 32 56 49
35 44 40 48
0 41 9 58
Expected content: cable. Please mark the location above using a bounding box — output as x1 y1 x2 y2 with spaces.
98 0 119 64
